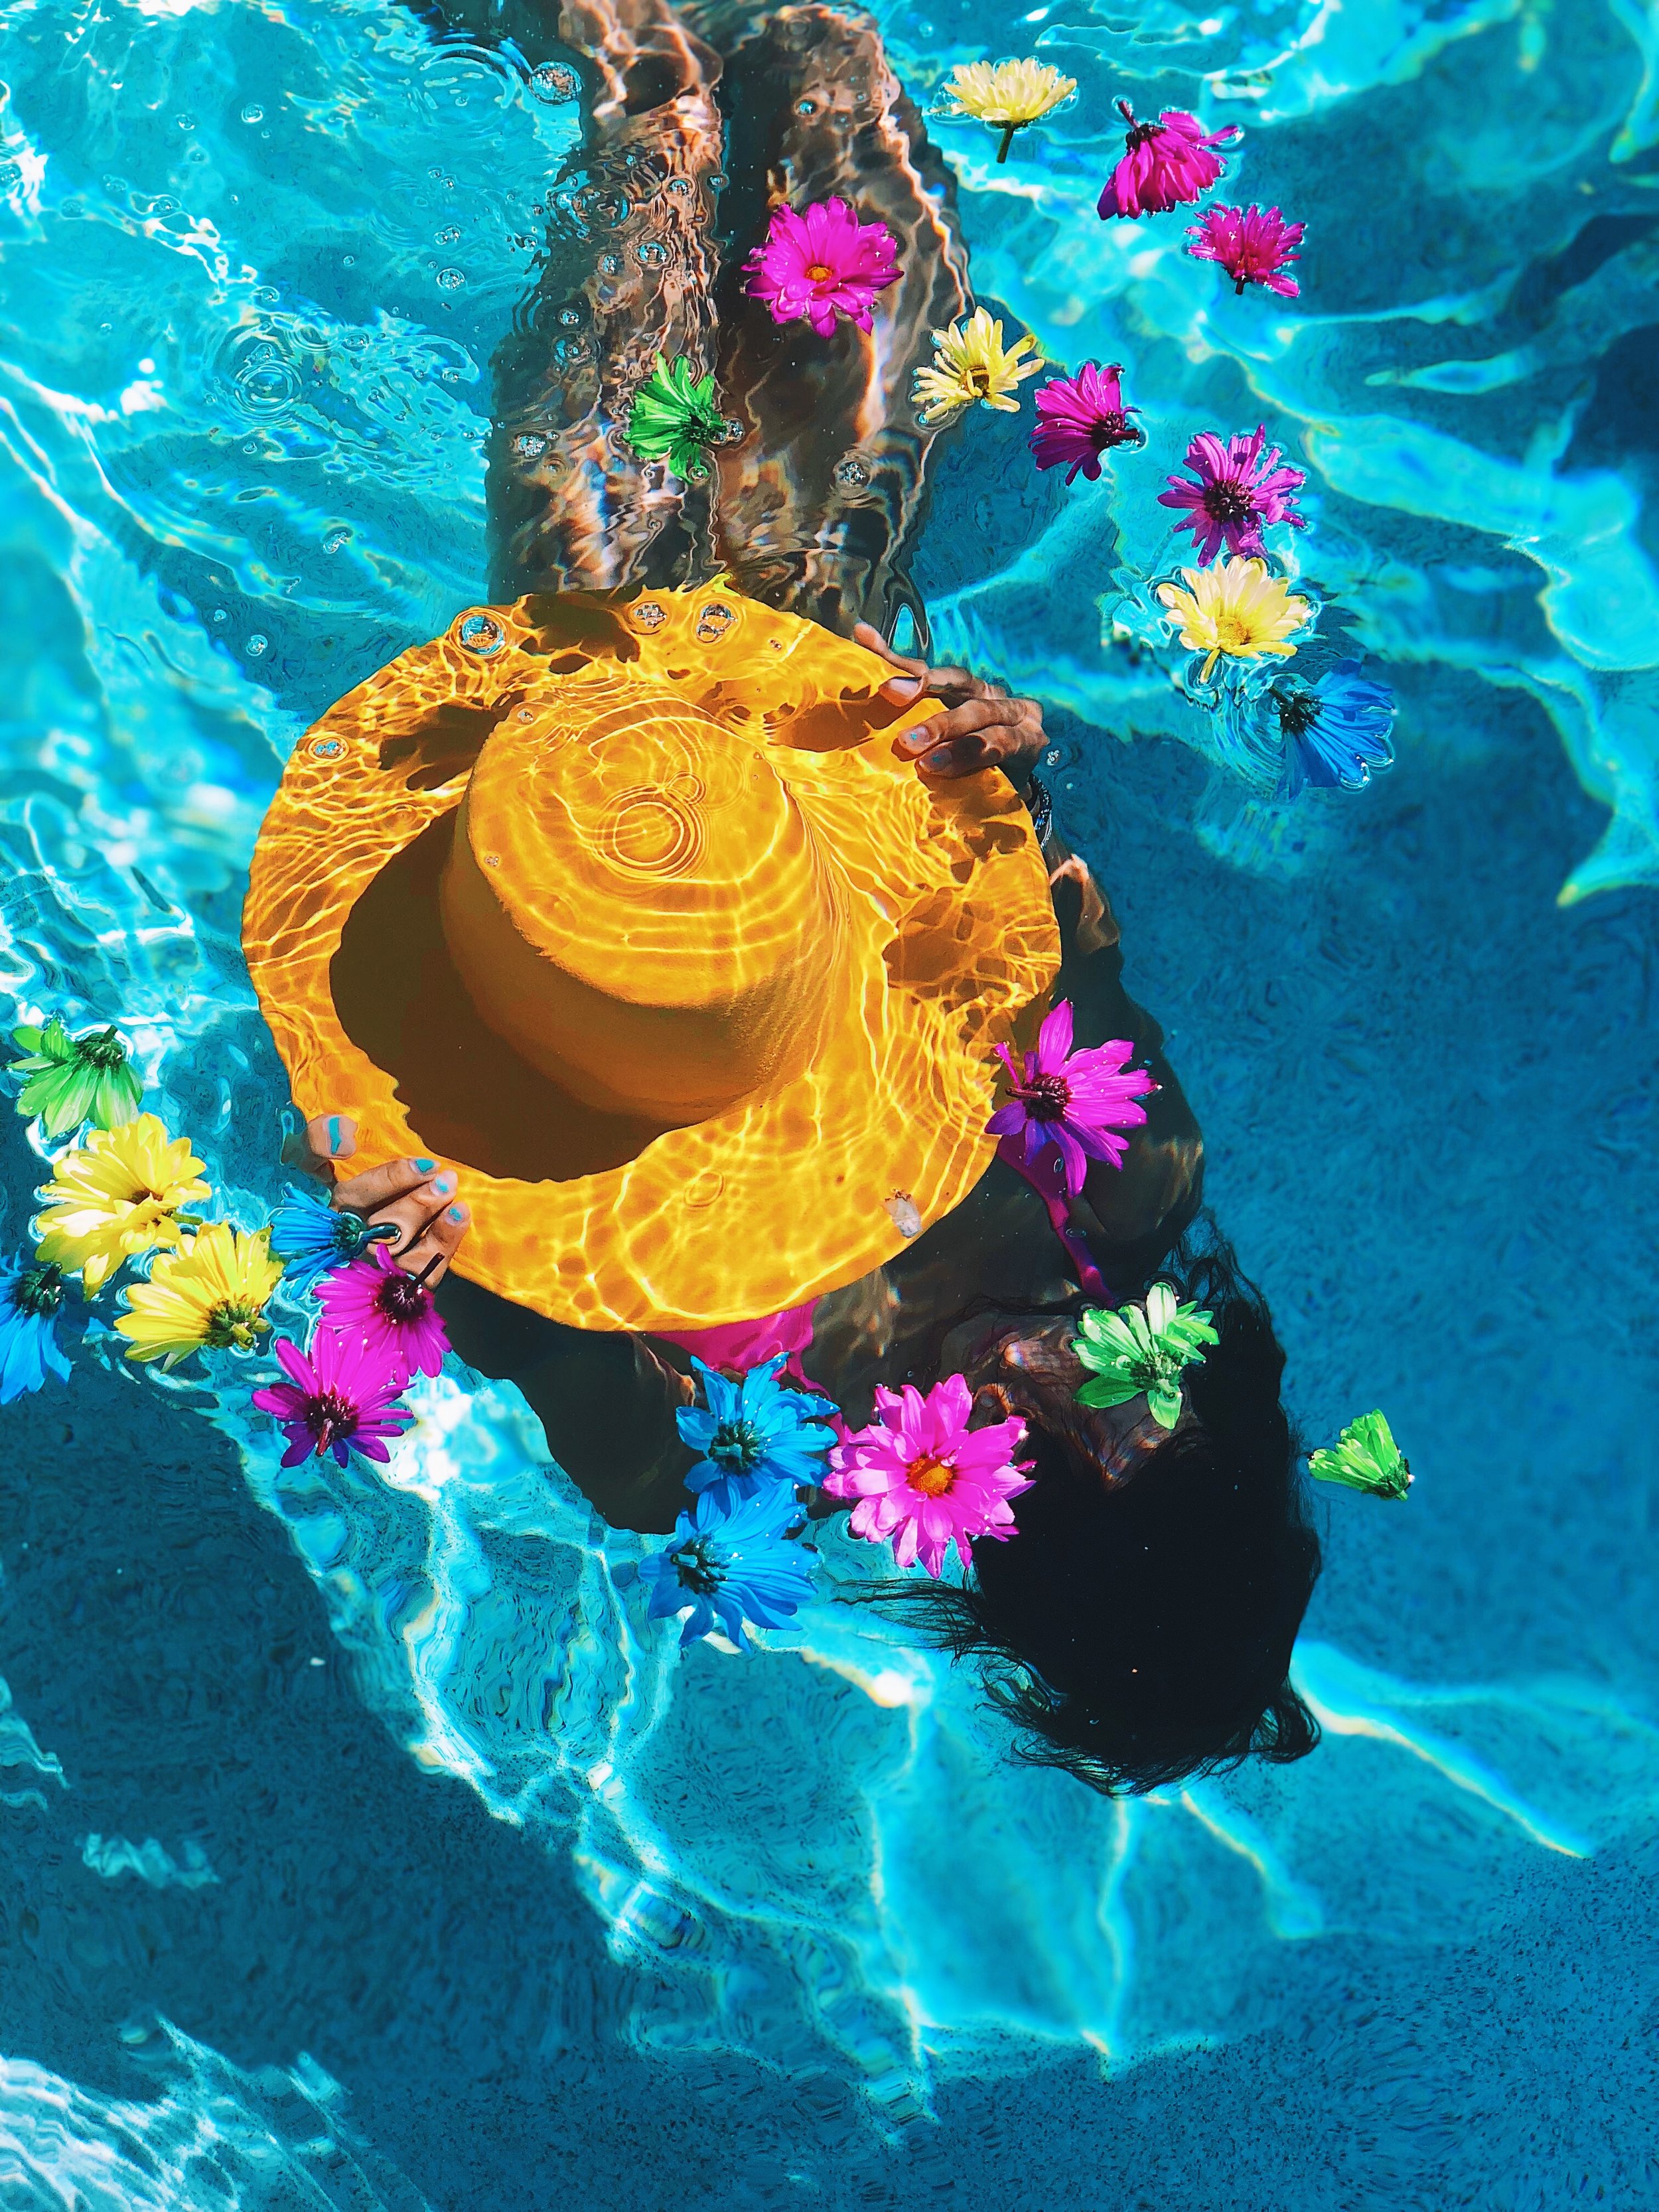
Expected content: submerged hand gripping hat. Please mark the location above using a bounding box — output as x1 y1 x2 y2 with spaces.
244 584 1060 1331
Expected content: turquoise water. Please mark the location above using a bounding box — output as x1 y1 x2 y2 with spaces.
2 0 1658 2202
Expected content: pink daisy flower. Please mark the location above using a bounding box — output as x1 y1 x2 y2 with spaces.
252 1329 414 1469
316 1244 451 1382
1098 101 1240 220
1029 362 1142 485
741 198 901 339
824 1374 1033 1578
1186 204 1305 297
1158 425 1307 562
987 998 1157 1198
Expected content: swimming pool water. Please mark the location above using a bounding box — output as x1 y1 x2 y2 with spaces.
1 0 1657 2203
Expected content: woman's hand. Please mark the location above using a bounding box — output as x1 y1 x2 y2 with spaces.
291 1112 471 1288
854 621 1048 790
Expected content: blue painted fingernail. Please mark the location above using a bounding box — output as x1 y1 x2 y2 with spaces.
926 749 952 769
431 1173 455 1196
328 1115 343 1153
413 1157 436 1172
447 1205 467 1223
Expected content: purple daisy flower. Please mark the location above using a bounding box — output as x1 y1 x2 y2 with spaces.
1029 361 1143 485
986 999 1157 1198
1159 425 1308 563
253 1329 414 1469
317 1244 450 1382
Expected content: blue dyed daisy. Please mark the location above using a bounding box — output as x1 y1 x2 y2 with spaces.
267 1183 397 1295
0 1256 72 1405
638 1485 818 1650
676 1354 837 1506
1228 657 1397 798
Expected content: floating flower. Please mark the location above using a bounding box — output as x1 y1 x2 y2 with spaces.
638 1483 818 1649
1156 556 1311 684
942 59 1077 163
825 1374 1031 1579
987 997 1156 1199
8 1017 143 1138
116 1222 283 1370
317 1242 450 1383
1029 362 1142 485
1186 203 1304 297
1098 102 1240 220
742 198 900 338
1230 660 1399 798
625 354 730 482
268 1182 399 1295
0 1256 71 1405
912 307 1043 426
1073 1283 1218 1430
676 1353 837 1507
33 1114 210 1295
252 1329 414 1469
1310 1409 1411 1500
1159 425 1307 563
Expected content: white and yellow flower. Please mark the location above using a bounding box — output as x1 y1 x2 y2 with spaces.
912 308 1044 425
33 1114 210 1293
117 1222 283 1368
1155 556 1311 683
944 60 1076 159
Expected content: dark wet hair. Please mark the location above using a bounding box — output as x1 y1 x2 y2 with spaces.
861 1226 1322 1795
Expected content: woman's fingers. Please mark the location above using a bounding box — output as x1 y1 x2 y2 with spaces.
394 1199 471 1289
293 1112 358 1184
852 619 985 709
895 694 1048 782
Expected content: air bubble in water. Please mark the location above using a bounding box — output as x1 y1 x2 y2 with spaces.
559 306 582 327
529 62 578 102
241 104 263 123
436 225 461 246
636 239 668 267
436 267 465 289
246 633 269 656
598 253 621 275
458 611 505 656
833 455 870 490
323 527 350 553
513 431 548 459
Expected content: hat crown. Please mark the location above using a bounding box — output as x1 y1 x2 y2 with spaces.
439 677 843 1122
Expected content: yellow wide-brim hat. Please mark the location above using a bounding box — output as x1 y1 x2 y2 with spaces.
243 583 1060 1331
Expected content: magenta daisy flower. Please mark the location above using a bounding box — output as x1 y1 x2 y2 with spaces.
1186 204 1305 297
741 198 901 339
986 998 1157 1198
1029 362 1142 485
1098 102 1240 220
1158 425 1307 562
317 1244 450 1382
824 1374 1033 1579
252 1330 414 1469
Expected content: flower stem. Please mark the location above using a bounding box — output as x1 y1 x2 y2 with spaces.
996 123 1017 163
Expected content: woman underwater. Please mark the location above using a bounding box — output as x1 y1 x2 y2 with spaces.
246 0 1323 1795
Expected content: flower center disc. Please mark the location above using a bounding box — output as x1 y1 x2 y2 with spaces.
1204 482 1254 525
376 1272 429 1322
1214 612 1254 653
906 1451 957 1497
1019 1071 1072 1122
804 263 834 282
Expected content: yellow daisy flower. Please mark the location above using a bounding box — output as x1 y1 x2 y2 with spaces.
1155 556 1312 684
116 1222 283 1368
945 59 1077 161
33 1114 210 1294
913 307 1044 426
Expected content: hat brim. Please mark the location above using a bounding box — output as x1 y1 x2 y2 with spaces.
243 586 1059 1330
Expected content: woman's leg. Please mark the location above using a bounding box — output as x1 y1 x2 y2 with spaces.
485 0 969 641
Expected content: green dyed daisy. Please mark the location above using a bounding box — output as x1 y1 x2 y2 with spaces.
625 354 729 482
9 1017 143 1137
1073 1282 1218 1431
1309 1410 1411 1500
